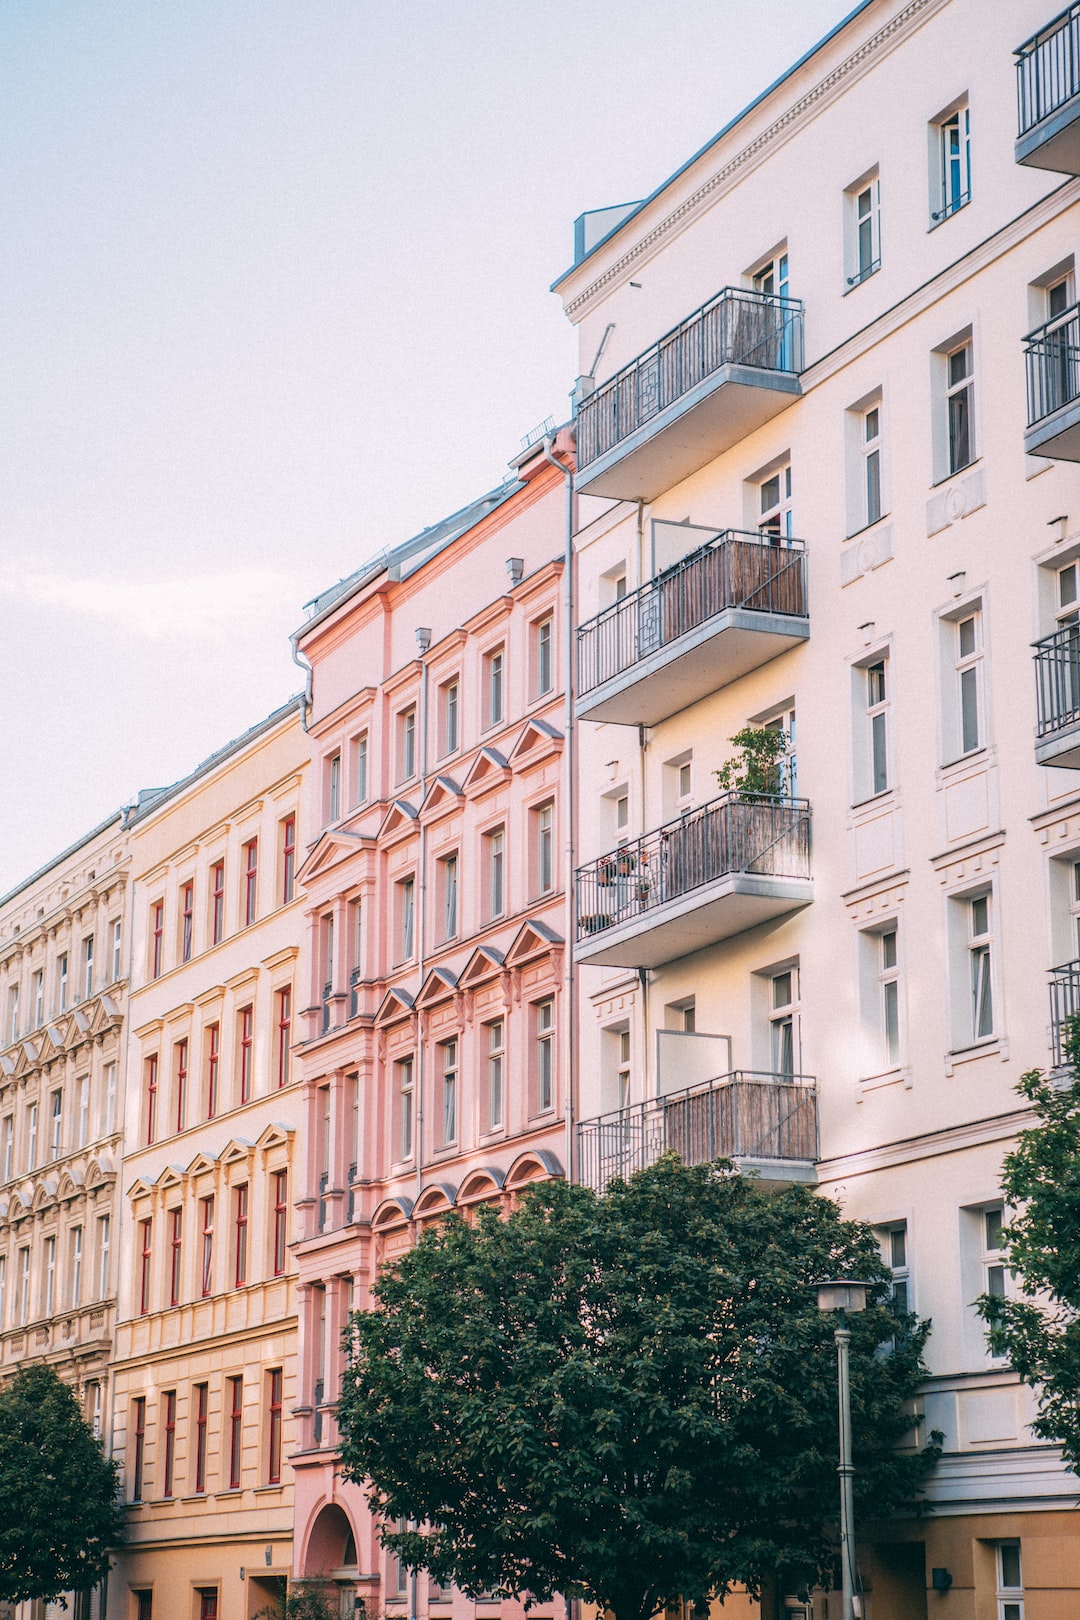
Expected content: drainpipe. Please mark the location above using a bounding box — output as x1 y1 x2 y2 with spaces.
290 635 314 731
541 437 576 1183
414 629 432 1205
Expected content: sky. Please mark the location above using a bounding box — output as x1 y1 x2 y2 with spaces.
0 0 855 895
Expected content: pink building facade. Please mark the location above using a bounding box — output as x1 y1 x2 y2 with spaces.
290 432 573 1613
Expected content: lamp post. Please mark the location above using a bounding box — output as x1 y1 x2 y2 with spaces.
815 1280 872 1620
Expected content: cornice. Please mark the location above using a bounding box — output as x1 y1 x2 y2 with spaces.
817 1106 1034 1182
562 0 950 320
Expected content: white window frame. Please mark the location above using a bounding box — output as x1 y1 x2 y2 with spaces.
535 616 554 698
846 171 881 288
536 802 554 896
487 828 506 920
485 1019 505 1132
353 730 369 805
439 1038 458 1147
396 1056 415 1161
535 998 555 1114
97 1214 110 1299
398 707 417 783
995 1541 1023 1620
441 853 459 942
931 102 971 224
757 462 793 540
485 646 505 730
945 339 975 476
398 877 415 964
441 679 460 758
939 598 987 764
769 968 799 1076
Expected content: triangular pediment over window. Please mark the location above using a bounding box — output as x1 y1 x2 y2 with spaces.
377 800 420 842
296 827 374 886
461 748 511 797
504 916 563 969
374 985 415 1027
419 776 464 821
508 717 564 763
415 967 458 1010
457 945 505 990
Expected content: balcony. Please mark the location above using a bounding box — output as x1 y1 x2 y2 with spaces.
575 792 812 969
576 528 807 725
576 1070 818 1192
575 287 804 501
1024 305 1080 459
1035 625 1080 766
1016 6 1080 172
1049 958 1080 1068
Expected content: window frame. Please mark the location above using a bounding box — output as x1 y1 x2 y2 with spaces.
272 1169 288 1276
200 1195 214 1298
205 1022 220 1119
131 1396 146 1502
267 1367 284 1486
485 645 505 730
162 1389 177 1498
931 102 971 225
150 899 164 980
174 1038 188 1134
181 881 194 963
439 1037 458 1148
534 615 554 698
210 861 225 946
846 171 881 287
169 1206 183 1307
233 1183 249 1289
281 816 297 905
243 838 258 927
276 986 292 1087
237 1004 254 1105
485 1018 505 1133
227 1375 243 1491
138 1217 152 1316
193 1382 209 1494
534 997 555 1114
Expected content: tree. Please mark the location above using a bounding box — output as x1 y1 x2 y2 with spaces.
0 1362 124 1604
714 725 791 797
978 1052 1080 1467
338 1157 939 1620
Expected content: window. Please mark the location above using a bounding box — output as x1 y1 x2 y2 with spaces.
956 611 983 755
31 969 43 1030
485 1019 505 1132
26 1101 37 1171
878 929 901 1067
441 679 460 756
238 1005 254 1105
199 1592 219 1620
227 1376 243 1490
193 1383 208 1493
353 733 369 806
211 860 225 944
996 1541 1023 1620
174 1039 188 1134
145 1055 158 1146
535 616 554 696
846 172 881 286
439 1038 458 1146
169 1208 183 1306
983 1206 1008 1303
881 1222 910 1314
43 1235 55 1316
200 1196 214 1297
233 1184 249 1288
441 853 459 941
76 1074 89 1149
770 970 798 1076
486 647 505 729
111 918 122 983
49 1088 62 1158
17 1246 29 1324
969 893 994 1043
398 707 417 782
104 1062 117 1134
859 657 889 798
150 900 164 979
398 876 415 962
181 881 195 963
396 1056 414 1161
97 1215 110 1299
616 1028 632 1109
58 952 68 1012
70 1225 82 1309
946 339 974 475
281 816 296 904
205 1023 220 1119
328 752 341 822
131 1397 146 1502
6 984 17 1044
321 912 335 1022
535 998 555 1113
83 934 93 1000
139 1218 152 1315
0 1255 5 1329
87 1378 102 1439
1 1116 10 1182
272 1170 288 1276
615 790 629 834
162 1390 177 1497
862 404 883 527
276 987 292 1087
932 103 970 223
758 463 793 539
535 802 554 895
243 839 258 926
267 1368 283 1485
487 828 506 919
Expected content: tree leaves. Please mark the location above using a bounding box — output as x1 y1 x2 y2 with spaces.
338 1158 939 1620
0 1362 124 1602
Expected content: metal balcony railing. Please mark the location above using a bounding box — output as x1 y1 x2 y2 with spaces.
1017 4 1080 136
1035 624 1080 738
576 287 804 470
1049 958 1080 1068
1025 303 1080 425
577 530 807 697
576 1070 818 1192
575 792 811 943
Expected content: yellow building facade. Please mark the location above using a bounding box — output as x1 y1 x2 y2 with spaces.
107 699 307 1620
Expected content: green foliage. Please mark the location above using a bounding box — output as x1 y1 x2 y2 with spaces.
977 1037 1080 1468
253 1583 341 1620
714 725 790 798
0 1362 124 1602
338 1156 939 1620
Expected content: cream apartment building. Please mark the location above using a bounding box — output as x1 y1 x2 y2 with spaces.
0 813 131 1620
556 1 1080 1615
107 698 307 1620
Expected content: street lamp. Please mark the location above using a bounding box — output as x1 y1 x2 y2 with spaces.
815 1280 872 1620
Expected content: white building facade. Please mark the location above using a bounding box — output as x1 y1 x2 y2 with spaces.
556 1 1080 1614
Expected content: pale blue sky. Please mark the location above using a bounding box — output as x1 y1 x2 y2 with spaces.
0 0 853 893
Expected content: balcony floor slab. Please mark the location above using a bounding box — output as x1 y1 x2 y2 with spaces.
1026 396 1080 461
577 607 808 726
1036 721 1080 769
577 365 801 502
1016 97 1080 174
575 872 812 969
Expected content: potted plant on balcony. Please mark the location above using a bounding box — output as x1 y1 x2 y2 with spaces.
597 849 637 886
715 724 791 800
579 912 614 935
